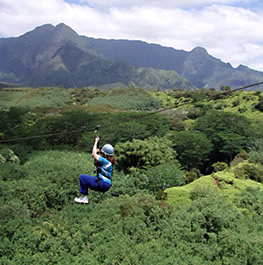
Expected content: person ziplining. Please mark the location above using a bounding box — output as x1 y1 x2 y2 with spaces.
74 133 115 204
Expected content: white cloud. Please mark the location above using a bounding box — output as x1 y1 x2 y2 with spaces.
78 0 242 8
0 0 67 36
0 0 263 71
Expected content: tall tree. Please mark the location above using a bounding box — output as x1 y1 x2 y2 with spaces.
193 110 252 165
115 136 177 172
170 131 213 171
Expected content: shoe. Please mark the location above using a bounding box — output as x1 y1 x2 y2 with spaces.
74 195 89 204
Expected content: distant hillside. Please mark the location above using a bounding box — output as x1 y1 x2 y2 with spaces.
0 24 194 90
86 37 263 89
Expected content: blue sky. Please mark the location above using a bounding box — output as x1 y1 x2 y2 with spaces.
0 0 263 71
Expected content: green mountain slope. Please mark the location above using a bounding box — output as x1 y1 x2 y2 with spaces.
87 38 263 89
2 23 263 90
0 24 194 90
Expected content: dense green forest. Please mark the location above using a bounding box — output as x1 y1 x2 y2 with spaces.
1 86 263 264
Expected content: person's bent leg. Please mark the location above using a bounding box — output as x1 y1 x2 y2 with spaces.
79 174 100 194
75 175 111 204
79 174 101 192
74 174 98 204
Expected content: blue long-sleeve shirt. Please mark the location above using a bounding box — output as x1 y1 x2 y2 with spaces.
97 156 113 184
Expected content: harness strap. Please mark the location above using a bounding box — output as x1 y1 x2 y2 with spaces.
104 162 112 169
95 162 113 189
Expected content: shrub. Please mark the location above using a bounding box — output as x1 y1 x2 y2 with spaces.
0 163 26 181
238 107 247 113
230 150 249 167
254 95 263 112
212 162 228 172
248 138 263 165
115 136 177 172
232 99 240 107
190 184 217 201
249 151 263 165
155 190 168 200
234 163 263 183
0 150 94 217
0 200 30 220
144 162 184 192
0 148 20 164
187 107 201 119
236 187 263 216
0 154 6 164
183 170 198 184
107 170 152 199
8 144 34 164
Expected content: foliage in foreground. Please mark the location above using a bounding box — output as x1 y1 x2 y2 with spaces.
1 186 263 265
1 88 263 264
1 150 263 264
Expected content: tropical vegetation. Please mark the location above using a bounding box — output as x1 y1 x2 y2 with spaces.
1 86 263 264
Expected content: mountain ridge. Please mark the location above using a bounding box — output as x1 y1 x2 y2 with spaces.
87 36 263 89
0 23 263 90
0 23 195 90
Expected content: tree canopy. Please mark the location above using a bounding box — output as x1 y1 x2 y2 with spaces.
1 88 263 264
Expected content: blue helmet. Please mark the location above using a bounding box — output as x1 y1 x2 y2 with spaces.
101 144 114 156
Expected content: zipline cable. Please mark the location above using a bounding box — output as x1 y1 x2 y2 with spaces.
1 81 263 144
0 128 92 143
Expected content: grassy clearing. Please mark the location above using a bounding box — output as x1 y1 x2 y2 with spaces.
0 87 72 111
88 88 162 111
165 161 263 207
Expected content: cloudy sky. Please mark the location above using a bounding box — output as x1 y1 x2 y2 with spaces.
0 0 263 71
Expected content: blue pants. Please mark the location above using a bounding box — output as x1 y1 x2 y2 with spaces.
79 174 111 195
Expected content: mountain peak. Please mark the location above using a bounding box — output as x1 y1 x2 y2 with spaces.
55 23 75 31
26 23 78 41
56 23 68 28
22 24 54 38
237 64 249 70
33 24 54 32
190 46 208 55
53 23 79 38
